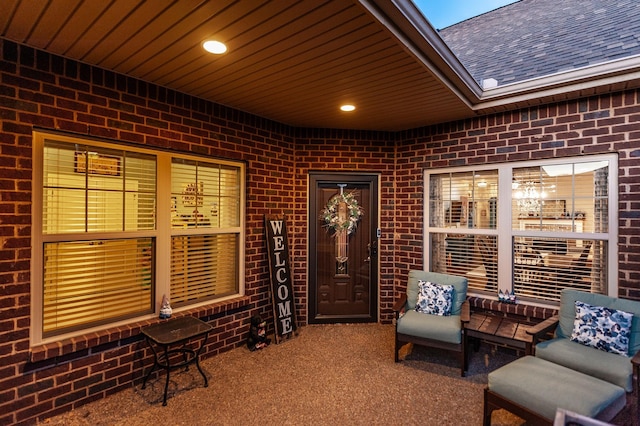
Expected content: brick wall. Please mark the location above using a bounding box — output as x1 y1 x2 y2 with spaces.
394 98 640 300
0 39 303 425
1 37 640 424
292 131 397 323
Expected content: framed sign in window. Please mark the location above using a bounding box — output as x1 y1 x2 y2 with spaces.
75 152 120 176
182 182 203 207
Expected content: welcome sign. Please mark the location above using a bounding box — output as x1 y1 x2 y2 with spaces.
264 214 298 343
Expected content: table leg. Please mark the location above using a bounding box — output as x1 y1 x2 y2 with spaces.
181 344 189 371
470 336 481 352
194 332 210 387
162 345 170 406
141 337 159 390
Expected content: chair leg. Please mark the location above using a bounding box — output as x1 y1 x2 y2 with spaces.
394 334 400 362
483 388 493 426
461 338 468 376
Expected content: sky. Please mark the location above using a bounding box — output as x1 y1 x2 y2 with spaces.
412 0 520 29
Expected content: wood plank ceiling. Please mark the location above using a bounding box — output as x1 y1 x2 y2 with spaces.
2 0 640 131
0 0 479 131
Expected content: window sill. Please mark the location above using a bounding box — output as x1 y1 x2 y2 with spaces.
29 296 251 363
467 296 558 321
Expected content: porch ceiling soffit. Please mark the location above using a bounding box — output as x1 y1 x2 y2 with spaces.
2 0 640 131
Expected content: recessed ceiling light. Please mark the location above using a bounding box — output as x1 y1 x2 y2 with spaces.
203 40 227 54
340 104 356 112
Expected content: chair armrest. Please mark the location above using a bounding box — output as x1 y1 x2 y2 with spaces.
526 315 559 338
460 300 470 324
525 315 559 354
393 293 407 319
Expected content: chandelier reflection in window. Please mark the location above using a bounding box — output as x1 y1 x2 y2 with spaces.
513 181 545 215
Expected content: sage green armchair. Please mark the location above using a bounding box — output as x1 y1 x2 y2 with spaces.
485 289 640 424
393 270 470 376
528 289 640 394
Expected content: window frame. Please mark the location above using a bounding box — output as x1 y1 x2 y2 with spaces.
423 154 618 305
31 132 246 346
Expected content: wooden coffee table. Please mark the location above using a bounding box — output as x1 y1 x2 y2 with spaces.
466 312 535 355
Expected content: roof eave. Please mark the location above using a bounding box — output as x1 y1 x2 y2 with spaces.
473 55 640 112
359 0 483 107
363 0 640 121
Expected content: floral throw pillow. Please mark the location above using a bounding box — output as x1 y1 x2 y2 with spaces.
570 300 633 357
415 280 453 316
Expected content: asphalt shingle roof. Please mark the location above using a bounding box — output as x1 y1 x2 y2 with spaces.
438 0 640 86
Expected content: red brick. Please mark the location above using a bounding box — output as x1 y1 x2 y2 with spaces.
1 38 639 426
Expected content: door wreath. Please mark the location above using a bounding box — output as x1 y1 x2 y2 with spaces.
320 187 364 270
320 191 364 235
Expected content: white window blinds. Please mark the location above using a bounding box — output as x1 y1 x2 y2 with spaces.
40 139 157 336
43 239 153 336
170 234 238 304
34 132 245 344
425 156 616 304
513 237 604 301
169 158 242 305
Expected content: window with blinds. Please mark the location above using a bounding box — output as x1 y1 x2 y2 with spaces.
43 141 156 234
39 139 157 337
425 155 617 304
43 238 154 336
428 170 499 293
170 159 240 229
509 161 609 302
171 234 238 304
169 159 241 305
33 132 245 344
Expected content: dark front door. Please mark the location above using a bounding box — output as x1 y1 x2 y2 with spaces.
309 172 379 323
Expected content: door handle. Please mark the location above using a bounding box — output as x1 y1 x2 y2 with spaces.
365 240 378 263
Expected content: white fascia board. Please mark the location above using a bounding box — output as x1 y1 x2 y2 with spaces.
474 55 640 110
359 0 483 107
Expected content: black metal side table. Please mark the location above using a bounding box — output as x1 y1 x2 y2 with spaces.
141 316 213 405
